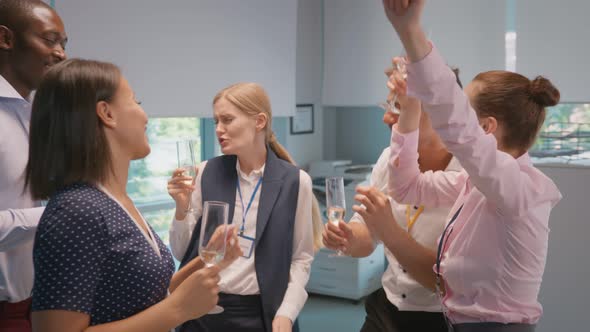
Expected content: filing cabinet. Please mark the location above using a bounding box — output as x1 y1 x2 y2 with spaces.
307 244 384 300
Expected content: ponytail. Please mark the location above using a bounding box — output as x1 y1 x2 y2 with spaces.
269 132 324 252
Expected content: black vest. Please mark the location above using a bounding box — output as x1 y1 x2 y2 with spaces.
178 149 301 332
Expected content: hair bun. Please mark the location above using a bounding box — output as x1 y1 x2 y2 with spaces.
530 76 560 107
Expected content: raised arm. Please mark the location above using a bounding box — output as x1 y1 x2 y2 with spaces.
383 0 553 214
386 60 464 208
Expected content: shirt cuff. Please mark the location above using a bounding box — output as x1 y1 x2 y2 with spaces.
170 215 192 234
275 287 308 322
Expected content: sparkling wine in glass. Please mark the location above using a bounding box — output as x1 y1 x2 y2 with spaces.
326 176 347 257
200 248 224 267
198 200 230 314
176 140 197 213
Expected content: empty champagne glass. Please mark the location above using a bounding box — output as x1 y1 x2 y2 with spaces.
176 140 197 213
326 176 347 257
199 200 230 314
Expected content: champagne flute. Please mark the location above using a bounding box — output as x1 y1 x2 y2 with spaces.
199 200 230 314
325 176 347 257
176 140 197 213
381 28 431 113
379 57 408 114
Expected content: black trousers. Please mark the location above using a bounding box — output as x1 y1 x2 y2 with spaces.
360 288 448 332
178 293 266 332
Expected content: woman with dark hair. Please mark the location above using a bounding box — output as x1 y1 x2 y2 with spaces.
354 1 562 331
26 59 240 332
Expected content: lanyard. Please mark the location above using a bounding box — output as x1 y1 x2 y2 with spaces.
405 205 424 232
236 177 263 235
435 204 463 332
435 204 464 289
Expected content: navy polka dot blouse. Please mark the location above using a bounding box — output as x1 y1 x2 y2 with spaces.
31 183 175 326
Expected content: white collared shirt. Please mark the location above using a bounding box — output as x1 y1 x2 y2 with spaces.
350 147 462 312
169 159 314 321
0 74 44 302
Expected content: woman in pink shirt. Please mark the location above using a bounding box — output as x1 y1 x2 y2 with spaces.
354 1 562 331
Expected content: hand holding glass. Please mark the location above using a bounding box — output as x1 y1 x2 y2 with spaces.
326 177 347 257
176 140 198 213
380 57 407 114
199 200 230 314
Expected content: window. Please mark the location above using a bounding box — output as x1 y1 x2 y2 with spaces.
530 103 590 166
127 117 201 246
504 1 590 166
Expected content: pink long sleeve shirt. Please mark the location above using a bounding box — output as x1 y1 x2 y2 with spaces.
388 45 562 324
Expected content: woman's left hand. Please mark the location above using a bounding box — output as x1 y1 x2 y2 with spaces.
272 316 293 332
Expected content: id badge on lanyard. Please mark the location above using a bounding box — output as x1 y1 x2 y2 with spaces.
435 204 464 332
236 177 262 259
237 234 255 259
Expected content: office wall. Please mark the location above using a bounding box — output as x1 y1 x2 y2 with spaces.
284 0 325 168
198 0 324 168
54 0 297 118
323 106 390 164
516 0 590 102
322 0 505 107
535 166 590 332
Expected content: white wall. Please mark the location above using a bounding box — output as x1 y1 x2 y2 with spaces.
516 0 590 103
535 166 590 332
285 0 324 168
322 0 505 107
322 106 389 164
55 0 297 118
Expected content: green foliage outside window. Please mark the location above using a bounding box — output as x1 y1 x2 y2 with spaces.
531 104 590 161
127 117 201 244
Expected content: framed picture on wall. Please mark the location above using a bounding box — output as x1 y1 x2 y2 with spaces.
290 104 314 135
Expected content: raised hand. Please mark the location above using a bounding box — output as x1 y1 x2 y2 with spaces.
382 0 425 35
382 0 431 63
387 58 420 111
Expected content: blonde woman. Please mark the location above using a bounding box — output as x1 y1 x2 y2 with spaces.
168 82 323 332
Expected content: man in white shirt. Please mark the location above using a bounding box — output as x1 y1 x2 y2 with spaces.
0 1 67 330
323 68 462 332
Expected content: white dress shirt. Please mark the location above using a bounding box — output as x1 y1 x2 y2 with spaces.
350 147 462 312
0 74 43 302
170 159 314 321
